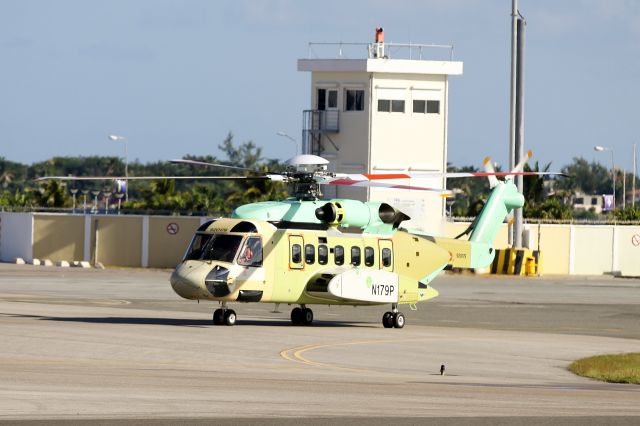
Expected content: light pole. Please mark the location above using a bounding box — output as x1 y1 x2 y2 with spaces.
70 188 78 214
276 131 299 157
81 189 89 214
115 192 124 215
91 190 100 214
594 145 615 210
108 134 128 202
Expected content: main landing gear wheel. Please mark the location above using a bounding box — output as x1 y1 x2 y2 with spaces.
382 308 405 329
291 306 313 325
393 312 405 329
213 307 237 326
382 311 394 328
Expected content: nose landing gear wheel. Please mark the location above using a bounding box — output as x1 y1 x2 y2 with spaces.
213 308 225 325
224 309 237 326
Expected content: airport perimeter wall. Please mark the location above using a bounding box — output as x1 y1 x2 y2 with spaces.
0 212 207 269
1 212 639 276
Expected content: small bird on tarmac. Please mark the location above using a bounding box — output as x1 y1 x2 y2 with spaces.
440 364 445 375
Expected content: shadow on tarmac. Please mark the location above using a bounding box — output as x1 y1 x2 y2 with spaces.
2 312 372 328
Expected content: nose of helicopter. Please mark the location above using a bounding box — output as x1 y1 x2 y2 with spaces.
169 262 208 299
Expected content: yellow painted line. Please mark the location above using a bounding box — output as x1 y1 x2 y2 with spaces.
280 338 427 373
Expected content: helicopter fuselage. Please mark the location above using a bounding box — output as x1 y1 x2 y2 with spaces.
169 217 449 307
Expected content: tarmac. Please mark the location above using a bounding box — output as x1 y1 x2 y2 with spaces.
0 263 639 424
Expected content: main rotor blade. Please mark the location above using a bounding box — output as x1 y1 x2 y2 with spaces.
334 171 564 180
320 177 451 195
35 175 275 182
169 159 256 172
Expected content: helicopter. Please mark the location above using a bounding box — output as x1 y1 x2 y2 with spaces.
38 151 560 328
167 151 561 328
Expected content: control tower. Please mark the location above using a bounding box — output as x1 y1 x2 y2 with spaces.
298 28 463 233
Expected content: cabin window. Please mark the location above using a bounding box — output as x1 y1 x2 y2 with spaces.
345 89 365 111
291 244 302 264
318 244 328 265
351 246 361 266
238 236 262 267
305 244 316 264
364 246 375 267
200 235 243 263
334 245 344 265
381 248 392 268
184 233 212 260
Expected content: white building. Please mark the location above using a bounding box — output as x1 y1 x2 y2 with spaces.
298 31 463 233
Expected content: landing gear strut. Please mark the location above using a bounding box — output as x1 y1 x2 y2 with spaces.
382 304 405 329
213 303 237 326
291 305 313 325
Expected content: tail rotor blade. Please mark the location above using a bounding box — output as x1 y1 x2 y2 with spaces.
511 150 533 175
483 156 499 188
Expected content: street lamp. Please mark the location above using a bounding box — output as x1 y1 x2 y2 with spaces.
108 134 128 202
81 189 89 214
91 190 100 214
103 191 112 215
594 145 615 210
70 188 78 214
276 131 299 157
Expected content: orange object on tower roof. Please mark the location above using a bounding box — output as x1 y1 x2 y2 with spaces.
375 27 384 43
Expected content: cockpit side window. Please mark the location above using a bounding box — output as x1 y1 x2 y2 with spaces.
184 233 212 260
238 236 263 267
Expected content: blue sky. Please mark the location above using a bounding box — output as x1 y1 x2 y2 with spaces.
2 0 640 172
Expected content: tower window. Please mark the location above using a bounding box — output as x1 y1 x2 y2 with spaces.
345 89 365 111
413 99 440 114
427 100 440 114
391 100 405 113
378 99 405 113
317 88 338 110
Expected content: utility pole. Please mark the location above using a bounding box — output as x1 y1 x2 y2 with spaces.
508 0 517 246
509 0 526 248
634 143 637 208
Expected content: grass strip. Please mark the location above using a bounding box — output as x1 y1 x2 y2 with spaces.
569 353 640 384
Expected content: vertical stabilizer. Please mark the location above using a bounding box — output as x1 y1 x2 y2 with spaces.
469 180 524 245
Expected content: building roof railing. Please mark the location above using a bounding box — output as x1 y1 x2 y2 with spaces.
306 42 455 62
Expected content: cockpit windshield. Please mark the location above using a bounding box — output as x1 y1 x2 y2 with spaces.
184 233 243 263
184 233 212 260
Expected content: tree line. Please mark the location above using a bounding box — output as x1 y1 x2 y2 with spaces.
1 133 639 220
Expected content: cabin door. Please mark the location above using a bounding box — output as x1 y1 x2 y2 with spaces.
378 239 393 272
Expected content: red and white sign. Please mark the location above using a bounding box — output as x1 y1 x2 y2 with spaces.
632 234 640 247
166 223 179 235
